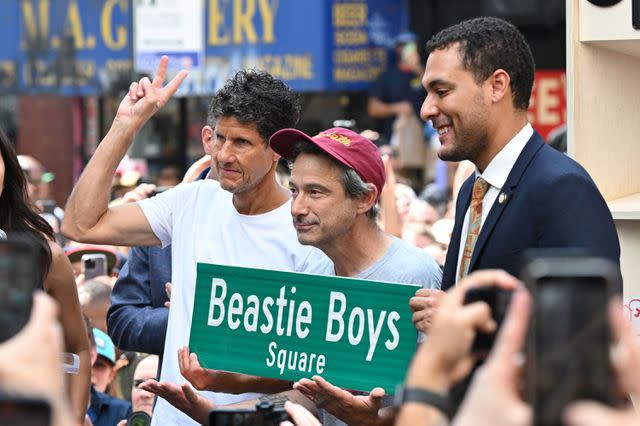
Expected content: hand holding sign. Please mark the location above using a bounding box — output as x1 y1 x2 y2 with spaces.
294 376 385 425
410 288 446 332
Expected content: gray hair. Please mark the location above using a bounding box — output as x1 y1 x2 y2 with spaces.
289 141 378 219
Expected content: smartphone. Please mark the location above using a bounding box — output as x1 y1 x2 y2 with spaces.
0 397 51 426
82 253 108 280
0 236 39 343
522 253 621 425
463 287 513 357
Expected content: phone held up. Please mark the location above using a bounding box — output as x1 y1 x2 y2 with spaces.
82 253 108 280
521 249 622 425
0 233 39 343
0 233 51 426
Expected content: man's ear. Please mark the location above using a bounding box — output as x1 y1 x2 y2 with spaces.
201 126 213 155
488 69 511 104
356 184 378 215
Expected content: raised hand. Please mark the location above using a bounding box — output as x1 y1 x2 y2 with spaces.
115 56 188 131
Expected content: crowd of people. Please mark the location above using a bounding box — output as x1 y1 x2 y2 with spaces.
0 15 635 426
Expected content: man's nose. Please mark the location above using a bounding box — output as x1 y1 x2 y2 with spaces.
291 194 308 217
215 140 234 163
420 96 439 121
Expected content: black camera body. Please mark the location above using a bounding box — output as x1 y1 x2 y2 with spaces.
209 401 290 426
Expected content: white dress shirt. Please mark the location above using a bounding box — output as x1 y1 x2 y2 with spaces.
454 123 534 283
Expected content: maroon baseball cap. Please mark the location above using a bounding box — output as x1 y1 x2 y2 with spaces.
270 127 386 201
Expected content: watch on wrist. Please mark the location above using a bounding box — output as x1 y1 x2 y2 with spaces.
394 384 450 417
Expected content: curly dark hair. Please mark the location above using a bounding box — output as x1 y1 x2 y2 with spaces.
207 70 301 144
0 127 54 283
426 16 535 111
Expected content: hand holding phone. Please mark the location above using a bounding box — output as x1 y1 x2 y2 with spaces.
522 252 622 425
82 253 108 280
0 235 39 342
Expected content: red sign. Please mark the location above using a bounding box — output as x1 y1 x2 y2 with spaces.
528 70 566 141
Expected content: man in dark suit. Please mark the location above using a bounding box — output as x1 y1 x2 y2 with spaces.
410 17 620 332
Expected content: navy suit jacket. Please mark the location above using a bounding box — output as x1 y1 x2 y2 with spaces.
441 131 621 291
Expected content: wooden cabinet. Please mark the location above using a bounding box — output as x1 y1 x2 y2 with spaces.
567 0 640 295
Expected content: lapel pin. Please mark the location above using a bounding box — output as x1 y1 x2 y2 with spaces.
498 192 508 204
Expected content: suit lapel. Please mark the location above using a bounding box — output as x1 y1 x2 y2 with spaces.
468 132 546 271
442 174 474 290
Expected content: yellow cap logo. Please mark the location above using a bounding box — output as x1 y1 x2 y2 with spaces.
318 131 352 147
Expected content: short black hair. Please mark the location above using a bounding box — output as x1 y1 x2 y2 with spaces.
207 70 301 144
426 16 535 110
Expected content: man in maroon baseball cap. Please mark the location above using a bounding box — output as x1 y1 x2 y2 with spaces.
270 127 386 202
270 127 442 425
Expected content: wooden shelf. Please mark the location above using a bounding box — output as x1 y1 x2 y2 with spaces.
609 193 640 220
580 0 640 50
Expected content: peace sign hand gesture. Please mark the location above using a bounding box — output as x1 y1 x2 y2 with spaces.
115 55 188 132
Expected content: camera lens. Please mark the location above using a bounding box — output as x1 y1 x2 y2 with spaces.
126 411 151 426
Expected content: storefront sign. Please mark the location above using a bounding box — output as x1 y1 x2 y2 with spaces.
134 0 204 95
528 70 567 141
189 263 419 393
1 0 131 95
0 0 407 95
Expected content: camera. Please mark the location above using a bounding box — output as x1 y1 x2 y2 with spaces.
521 250 622 425
208 401 291 426
463 286 513 357
126 411 151 426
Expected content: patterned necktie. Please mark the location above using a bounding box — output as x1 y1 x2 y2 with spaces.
458 177 491 282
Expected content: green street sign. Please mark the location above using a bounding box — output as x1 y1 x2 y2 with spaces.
189 263 420 393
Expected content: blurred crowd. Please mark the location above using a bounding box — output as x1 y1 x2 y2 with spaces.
0 15 627 426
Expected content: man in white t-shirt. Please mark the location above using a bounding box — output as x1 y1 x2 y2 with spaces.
141 128 444 424
62 57 325 425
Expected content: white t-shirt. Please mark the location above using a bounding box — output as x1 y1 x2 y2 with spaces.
139 179 326 425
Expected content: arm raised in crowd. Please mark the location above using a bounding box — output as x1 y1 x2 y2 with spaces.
62 57 187 247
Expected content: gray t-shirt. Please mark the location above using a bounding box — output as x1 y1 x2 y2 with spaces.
313 236 442 425
311 236 442 289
